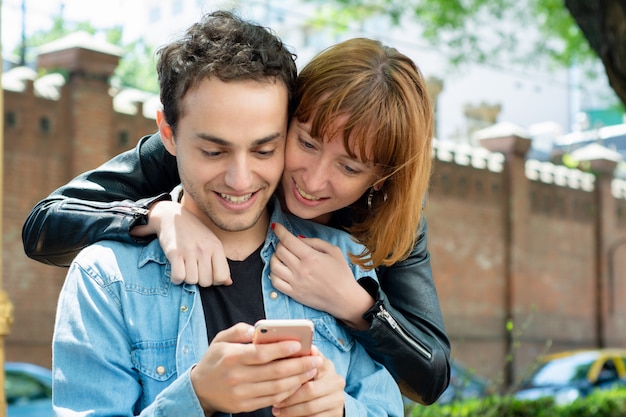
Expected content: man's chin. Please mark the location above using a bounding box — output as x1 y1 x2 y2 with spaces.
210 208 268 233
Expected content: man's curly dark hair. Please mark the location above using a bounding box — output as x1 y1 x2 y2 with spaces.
156 10 297 133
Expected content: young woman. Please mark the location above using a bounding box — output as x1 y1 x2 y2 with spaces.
23 37 450 404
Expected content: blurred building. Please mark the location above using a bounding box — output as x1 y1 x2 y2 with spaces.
136 0 600 143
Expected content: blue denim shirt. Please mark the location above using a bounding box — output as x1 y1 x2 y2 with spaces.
53 199 402 416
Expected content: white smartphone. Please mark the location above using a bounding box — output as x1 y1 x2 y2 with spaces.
253 319 314 357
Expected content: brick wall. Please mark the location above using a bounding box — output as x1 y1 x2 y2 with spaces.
2 39 155 368
428 137 626 386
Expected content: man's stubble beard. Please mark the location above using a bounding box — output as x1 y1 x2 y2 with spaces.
185 183 274 233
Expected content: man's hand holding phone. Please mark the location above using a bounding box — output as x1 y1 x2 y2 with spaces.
254 319 346 416
253 319 314 357
190 322 321 414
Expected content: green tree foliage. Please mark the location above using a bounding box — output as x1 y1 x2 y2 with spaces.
308 0 626 106
111 38 159 93
16 14 97 64
308 0 594 69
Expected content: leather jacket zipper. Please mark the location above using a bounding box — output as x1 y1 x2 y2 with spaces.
376 305 432 360
67 201 150 217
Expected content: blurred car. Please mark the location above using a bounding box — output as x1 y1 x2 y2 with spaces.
437 360 490 404
514 348 626 404
403 360 489 408
5 362 53 417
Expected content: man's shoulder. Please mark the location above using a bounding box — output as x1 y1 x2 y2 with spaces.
72 239 167 284
75 239 155 261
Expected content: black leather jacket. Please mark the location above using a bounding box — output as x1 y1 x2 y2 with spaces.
22 133 451 404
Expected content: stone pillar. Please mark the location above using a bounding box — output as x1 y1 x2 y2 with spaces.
0 2 16 416
586 157 618 347
426 76 443 139
478 123 532 386
570 143 622 347
36 32 122 176
465 103 502 143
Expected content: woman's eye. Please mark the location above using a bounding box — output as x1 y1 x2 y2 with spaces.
343 164 360 175
298 137 316 150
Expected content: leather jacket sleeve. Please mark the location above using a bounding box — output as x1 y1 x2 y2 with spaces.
22 133 180 266
348 219 451 405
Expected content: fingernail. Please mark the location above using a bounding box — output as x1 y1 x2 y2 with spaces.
286 341 301 355
271 222 276 230
312 356 323 367
245 325 255 338
298 234 305 238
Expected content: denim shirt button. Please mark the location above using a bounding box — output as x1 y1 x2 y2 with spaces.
269 291 279 300
180 305 189 313
182 346 189 355
156 366 166 375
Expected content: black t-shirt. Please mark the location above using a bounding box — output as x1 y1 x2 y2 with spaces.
199 244 269 417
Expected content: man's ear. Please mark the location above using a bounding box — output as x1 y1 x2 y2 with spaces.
157 110 176 156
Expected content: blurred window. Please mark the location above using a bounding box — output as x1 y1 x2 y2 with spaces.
527 352 598 387
5 370 52 404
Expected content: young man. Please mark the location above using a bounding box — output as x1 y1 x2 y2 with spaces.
52 11 402 417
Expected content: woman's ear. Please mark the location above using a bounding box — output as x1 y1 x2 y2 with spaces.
157 110 176 156
373 180 386 191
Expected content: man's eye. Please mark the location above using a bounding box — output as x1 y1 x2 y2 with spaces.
201 149 222 157
256 149 276 158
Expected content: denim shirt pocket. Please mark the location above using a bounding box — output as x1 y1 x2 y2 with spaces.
311 317 354 350
131 339 178 407
310 316 355 376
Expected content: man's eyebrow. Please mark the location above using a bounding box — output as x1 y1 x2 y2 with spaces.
196 132 283 146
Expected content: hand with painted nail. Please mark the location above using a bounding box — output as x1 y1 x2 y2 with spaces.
269 223 374 330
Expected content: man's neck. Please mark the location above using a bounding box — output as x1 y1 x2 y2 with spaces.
176 187 270 261
212 211 269 261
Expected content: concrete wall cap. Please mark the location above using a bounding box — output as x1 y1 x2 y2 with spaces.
570 142 623 163
2 66 37 92
612 178 626 199
113 88 156 115
112 88 160 119
37 31 123 57
433 139 504 172
33 73 65 100
525 159 596 192
472 121 531 141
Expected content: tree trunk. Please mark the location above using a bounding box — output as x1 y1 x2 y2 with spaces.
565 0 626 106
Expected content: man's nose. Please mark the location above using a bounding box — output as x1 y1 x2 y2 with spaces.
225 156 254 190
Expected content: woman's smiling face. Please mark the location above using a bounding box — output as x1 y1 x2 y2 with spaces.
281 116 381 224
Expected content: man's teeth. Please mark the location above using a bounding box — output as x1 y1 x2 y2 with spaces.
220 193 252 203
296 183 321 201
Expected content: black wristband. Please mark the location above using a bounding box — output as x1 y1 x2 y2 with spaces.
357 276 380 300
